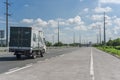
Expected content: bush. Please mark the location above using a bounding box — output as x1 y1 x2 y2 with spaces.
45 41 52 47
53 42 63 46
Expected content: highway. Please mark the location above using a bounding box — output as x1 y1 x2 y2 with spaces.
0 47 120 80
0 47 79 74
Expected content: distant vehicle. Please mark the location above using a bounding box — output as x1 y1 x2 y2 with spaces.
9 26 46 59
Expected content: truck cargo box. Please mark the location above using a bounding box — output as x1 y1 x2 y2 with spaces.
9 27 31 47
9 26 46 59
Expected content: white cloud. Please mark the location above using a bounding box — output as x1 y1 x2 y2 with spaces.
59 21 66 26
21 16 84 29
67 16 84 25
22 19 33 24
105 20 112 26
91 15 103 21
114 18 120 26
94 7 112 13
33 18 48 27
84 8 88 12
91 14 112 27
111 18 120 35
53 29 58 34
100 0 120 4
74 25 87 31
113 26 120 35
48 20 57 28
89 22 103 30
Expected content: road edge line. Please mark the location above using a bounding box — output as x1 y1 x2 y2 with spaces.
4 65 32 74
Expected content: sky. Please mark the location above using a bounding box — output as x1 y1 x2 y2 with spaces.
0 0 120 44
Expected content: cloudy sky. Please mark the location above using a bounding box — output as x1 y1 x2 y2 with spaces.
0 0 120 44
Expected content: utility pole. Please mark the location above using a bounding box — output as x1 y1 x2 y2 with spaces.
98 25 101 44
97 34 99 44
79 34 81 47
104 12 106 45
4 0 11 47
58 21 60 45
79 26 81 47
73 32 75 44
52 35 54 46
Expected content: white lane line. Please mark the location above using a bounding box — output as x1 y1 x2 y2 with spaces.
60 54 65 57
9 67 19 71
90 48 95 80
4 65 32 75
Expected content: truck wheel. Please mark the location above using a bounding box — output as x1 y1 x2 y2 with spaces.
40 51 44 57
16 54 21 59
32 52 37 59
42 49 45 54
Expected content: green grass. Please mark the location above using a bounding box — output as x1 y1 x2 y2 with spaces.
96 46 120 57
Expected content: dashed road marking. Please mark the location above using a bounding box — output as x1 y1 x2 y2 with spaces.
90 48 95 80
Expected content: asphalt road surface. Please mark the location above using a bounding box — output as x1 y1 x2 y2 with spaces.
0 47 79 74
0 47 120 80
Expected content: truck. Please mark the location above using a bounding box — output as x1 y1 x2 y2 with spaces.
9 26 46 59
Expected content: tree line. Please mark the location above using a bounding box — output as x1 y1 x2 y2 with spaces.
107 38 120 46
45 41 81 47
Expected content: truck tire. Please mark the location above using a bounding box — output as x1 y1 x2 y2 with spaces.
32 52 37 59
16 54 21 59
40 51 44 57
42 49 45 54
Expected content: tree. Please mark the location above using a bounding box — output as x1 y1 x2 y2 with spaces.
113 38 120 46
106 38 120 46
53 42 63 46
45 41 52 47
107 39 113 46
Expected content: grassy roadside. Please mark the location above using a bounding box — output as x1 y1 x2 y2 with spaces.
96 46 120 58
